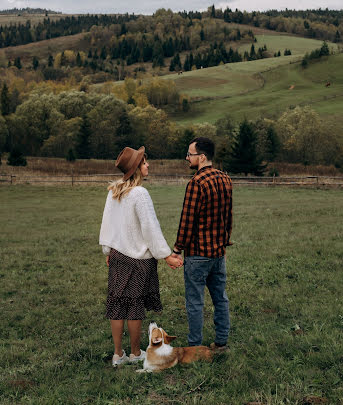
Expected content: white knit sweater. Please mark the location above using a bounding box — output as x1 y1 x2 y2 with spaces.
99 186 171 260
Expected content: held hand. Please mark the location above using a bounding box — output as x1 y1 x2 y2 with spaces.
106 256 110 267
165 254 183 269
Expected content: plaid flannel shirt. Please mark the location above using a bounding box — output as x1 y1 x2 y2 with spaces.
174 166 233 258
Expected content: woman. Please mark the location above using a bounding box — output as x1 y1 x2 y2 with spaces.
99 146 182 367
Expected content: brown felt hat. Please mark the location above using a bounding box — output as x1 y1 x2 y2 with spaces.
115 146 145 181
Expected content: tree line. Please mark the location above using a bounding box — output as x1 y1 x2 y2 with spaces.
1 83 342 172
0 6 341 52
0 13 137 48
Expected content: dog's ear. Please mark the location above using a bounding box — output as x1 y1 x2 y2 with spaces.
165 335 177 344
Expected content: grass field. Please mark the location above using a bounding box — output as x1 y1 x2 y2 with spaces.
170 51 343 126
1 185 342 404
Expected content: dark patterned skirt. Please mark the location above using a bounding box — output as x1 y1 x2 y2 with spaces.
106 249 163 320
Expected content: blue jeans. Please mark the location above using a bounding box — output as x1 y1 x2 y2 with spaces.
184 255 230 346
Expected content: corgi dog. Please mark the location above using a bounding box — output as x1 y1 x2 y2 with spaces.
136 322 213 372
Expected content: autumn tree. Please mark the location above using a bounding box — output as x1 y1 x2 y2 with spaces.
277 106 328 164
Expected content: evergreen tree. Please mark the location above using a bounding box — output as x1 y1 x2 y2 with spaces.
226 119 266 176
60 51 66 66
320 41 329 56
1 83 10 116
76 52 82 67
200 29 205 41
32 56 39 70
66 148 76 162
14 57 22 69
7 147 27 166
334 30 341 43
182 98 190 112
100 46 107 59
265 126 280 162
250 44 256 60
48 54 54 66
75 115 91 159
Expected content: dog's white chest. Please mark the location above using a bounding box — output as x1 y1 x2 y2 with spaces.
155 344 173 356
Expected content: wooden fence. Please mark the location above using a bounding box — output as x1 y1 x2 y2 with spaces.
1 173 343 187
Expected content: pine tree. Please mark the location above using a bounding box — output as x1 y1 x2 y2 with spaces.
200 29 205 41
226 119 266 176
265 126 280 162
75 115 91 159
32 56 39 70
66 148 76 162
14 57 22 69
48 54 54 67
76 52 82 67
7 147 27 166
1 83 10 116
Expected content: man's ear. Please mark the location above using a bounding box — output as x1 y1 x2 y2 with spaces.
165 335 177 344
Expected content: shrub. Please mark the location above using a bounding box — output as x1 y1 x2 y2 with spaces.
7 148 27 166
269 167 279 177
66 149 76 162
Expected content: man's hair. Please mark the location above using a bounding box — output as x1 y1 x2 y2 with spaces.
190 137 215 160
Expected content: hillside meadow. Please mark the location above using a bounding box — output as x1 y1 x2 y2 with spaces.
168 40 342 126
1 184 342 404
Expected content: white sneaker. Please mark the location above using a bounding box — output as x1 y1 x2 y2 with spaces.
129 350 146 363
112 350 129 367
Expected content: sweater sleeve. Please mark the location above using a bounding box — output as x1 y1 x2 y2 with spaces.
135 188 171 260
102 245 111 256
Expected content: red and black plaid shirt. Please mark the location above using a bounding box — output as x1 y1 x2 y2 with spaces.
174 166 233 258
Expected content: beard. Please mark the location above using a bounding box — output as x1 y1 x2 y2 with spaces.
189 162 199 170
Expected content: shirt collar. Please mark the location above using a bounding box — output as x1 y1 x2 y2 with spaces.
194 165 213 176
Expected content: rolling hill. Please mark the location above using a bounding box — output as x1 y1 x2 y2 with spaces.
165 35 342 127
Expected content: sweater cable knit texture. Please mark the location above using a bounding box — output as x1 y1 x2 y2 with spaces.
99 186 171 260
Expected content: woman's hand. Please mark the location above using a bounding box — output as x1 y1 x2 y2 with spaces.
165 254 183 269
106 256 110 267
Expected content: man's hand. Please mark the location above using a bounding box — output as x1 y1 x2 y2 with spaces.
165 254 183 269
106 256 110 267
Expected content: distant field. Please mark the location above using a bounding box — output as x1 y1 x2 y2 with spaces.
170 51 343 125
1 185 342 404
0 13 79 25
238 34 338 56
0 32 88 64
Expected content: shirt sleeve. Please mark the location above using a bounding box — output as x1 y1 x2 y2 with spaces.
174 179 202 252
135 188 172 260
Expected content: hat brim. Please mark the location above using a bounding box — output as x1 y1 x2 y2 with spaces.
122 146 145 181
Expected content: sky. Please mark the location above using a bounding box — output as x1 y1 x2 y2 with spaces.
0 0 342 14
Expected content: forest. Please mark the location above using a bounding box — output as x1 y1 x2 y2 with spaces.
0 6 342 174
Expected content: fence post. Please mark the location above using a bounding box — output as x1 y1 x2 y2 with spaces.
71 172 74 187
10 175 14 185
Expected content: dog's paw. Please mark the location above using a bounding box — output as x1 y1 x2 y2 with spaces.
136 368 152 373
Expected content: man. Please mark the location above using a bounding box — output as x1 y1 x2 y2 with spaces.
172 137 233 349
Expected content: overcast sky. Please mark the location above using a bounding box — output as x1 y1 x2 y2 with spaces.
1 0 342 14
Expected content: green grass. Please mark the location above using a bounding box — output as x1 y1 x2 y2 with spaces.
238 35 338 57
1 185 343 404
170 52 343 125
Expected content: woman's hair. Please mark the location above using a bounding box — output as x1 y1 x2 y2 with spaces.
108 157 145 201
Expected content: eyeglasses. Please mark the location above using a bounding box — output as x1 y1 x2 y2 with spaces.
186 152 202 157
